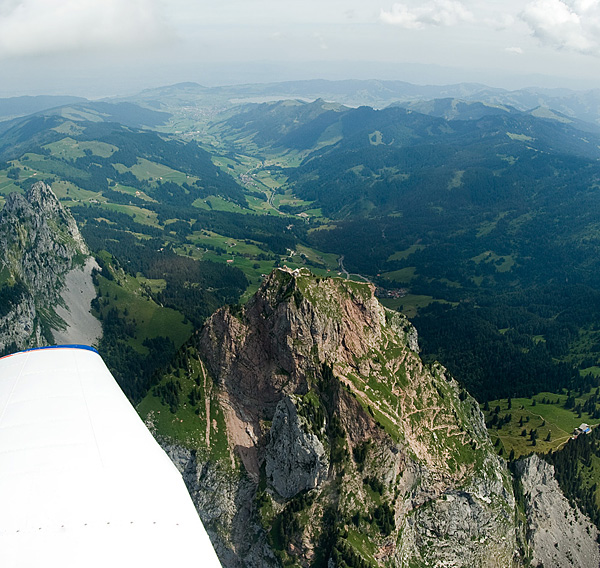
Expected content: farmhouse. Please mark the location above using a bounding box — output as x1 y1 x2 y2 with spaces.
574 423 592 437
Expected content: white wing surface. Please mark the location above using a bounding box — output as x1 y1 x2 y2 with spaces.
0 345 222 568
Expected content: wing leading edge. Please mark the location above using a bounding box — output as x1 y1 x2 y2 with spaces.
0 345 222 568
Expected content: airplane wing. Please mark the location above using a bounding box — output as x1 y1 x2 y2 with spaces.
0 345 222 568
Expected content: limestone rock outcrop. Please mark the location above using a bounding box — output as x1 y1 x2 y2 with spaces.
516 454 600 568
265 395 329 499
143 268 522 567
0 181 99 352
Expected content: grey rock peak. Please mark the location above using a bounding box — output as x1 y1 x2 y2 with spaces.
0 181 93 352
3 181 87 254
265 395 329 499
516 454 600 568
159 268 521 567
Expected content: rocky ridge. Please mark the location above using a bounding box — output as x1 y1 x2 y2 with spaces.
516 454 600 568
142 267 523 567
0 181 97 352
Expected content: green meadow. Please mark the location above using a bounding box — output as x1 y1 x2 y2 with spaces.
483 392 600 459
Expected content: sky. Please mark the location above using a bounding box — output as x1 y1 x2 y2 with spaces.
1 0 600 97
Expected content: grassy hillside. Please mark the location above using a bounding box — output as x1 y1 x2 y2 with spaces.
483 391 600 459
4 96 600 410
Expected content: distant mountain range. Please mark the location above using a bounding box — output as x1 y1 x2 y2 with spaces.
0 95 87 122
121 79 600 126
3 78 600 134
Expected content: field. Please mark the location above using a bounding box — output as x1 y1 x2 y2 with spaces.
44 138 117 159
380 294 445 318
136 352 230 462
51 180 103 203
471 250 516 273
387 244 426 261
94 270 192 354
483 392 600 459
381 267 416 283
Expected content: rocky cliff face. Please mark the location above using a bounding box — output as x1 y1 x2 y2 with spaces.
516 454 600 568
265 395 329 499
142 268 524 567
0 181 98 352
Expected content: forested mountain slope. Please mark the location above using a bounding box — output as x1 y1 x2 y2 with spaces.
205 98 600 401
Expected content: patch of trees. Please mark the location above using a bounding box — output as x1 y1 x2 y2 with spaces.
0 279 27 318
0 115 65 160
545 429 600 528
415 302 581 401
331 539 374 568
270 491 316 549
84 125 249 207
372 502 395 536
95 334 173 404
329 413 348 465
363 476 384 495
147 255 248 327
93 282 177 403
153 378 181 414
190 210 304 256
486 410 512 429
297 395 326 434
352 441 370 471
78 215 249 328
188 386 202 407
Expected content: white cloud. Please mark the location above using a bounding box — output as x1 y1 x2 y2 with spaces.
482 13 516 32
505 46 524 54
0 0 172 58
379 0 600 57
313 33 329 50
380 0 474 29
520 0 600 54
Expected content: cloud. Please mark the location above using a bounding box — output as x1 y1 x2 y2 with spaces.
0 0 172 58
483 13 516 31
505 46 524 54
313 32 329 50
380 0 474 29
520 0 600 54
380 0 600 57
